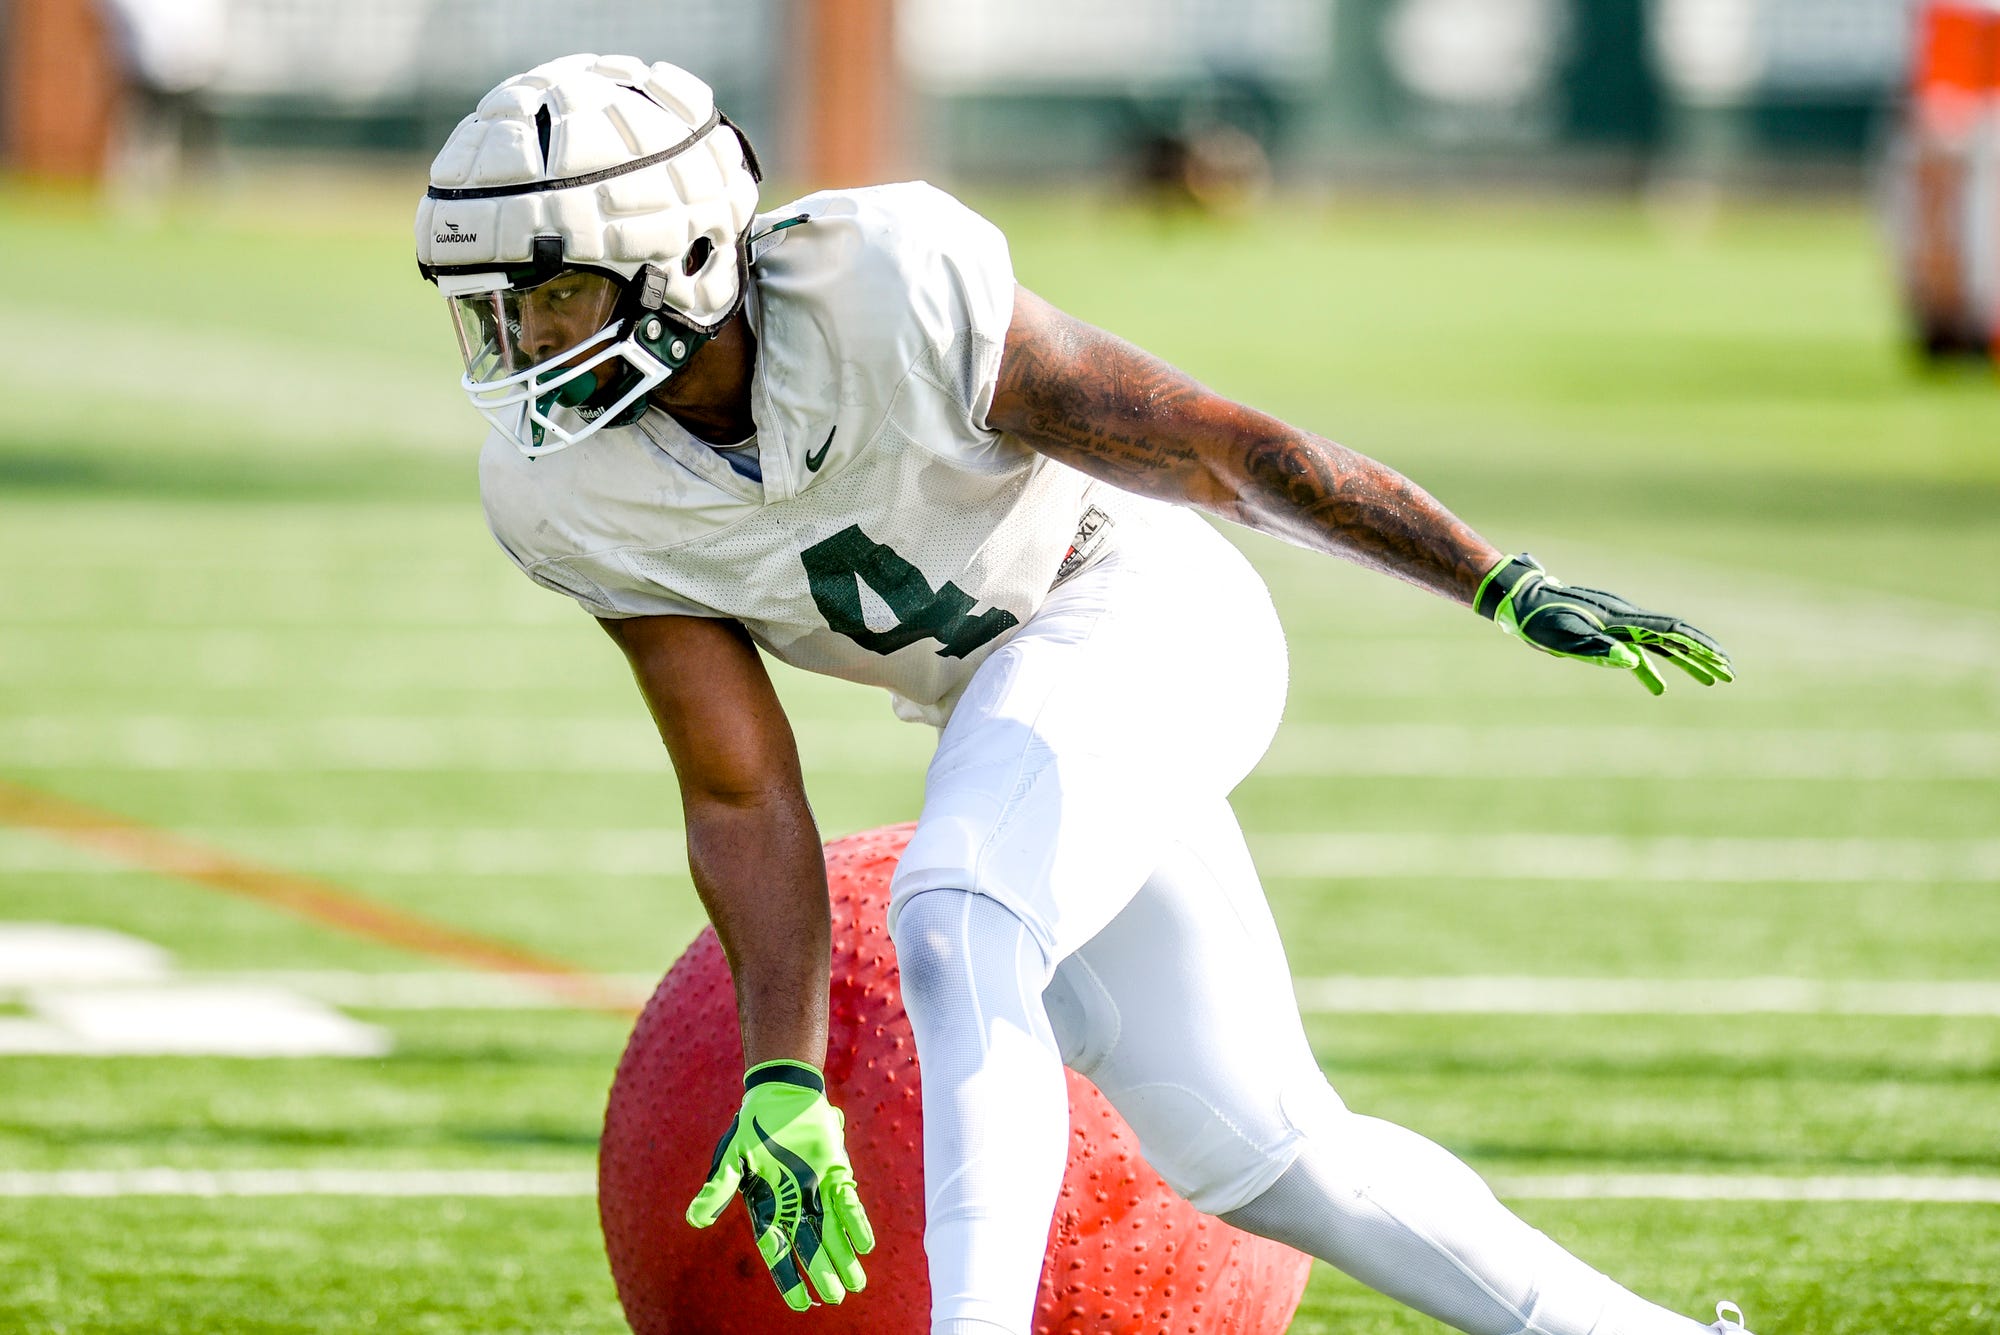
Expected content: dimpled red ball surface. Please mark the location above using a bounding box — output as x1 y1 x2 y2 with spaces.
599 823 1312 1335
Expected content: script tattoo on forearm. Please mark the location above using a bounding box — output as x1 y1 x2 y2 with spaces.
1006 322 1210 488
994 296 1496 604
1230 432 1492 601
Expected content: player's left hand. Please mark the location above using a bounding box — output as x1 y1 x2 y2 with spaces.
687 1059 875 1311
1474 554 1735 696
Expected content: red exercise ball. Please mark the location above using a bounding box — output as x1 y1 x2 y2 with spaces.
599 823 1312 1334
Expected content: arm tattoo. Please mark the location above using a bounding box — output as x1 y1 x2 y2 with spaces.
992 290 1498 604
1001 313 1211 490
1229 433 1493 602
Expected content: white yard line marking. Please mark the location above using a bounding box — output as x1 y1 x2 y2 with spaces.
1489 1174 2000 1204
3 717 1995 780
0 926 392 1056
1263 725 2000 780
1576 550 2000 654
0 827 696 878
177 971 659 1010
7 827 1996 884
0 1169 596 1198
1253 833 2000 884
0 925 170 986
0 828 678 879
0 986 392 1057
0 1168 1992 1203
2 637 1982 691
0 789 641 1016
0 717 922 774
1 970 1988 1017
1293 976 2000 1016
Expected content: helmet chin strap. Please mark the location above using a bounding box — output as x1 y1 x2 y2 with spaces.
519 247 760 452
531 306 713 442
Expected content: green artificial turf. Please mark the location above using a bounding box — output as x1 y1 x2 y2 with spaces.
1 179 1995 1333
0 1197 625 1335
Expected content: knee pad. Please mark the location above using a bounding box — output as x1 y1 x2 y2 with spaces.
1045 954 1348 1217
891 888 1051 1017
889 888 962 1005
1118 1073 1349 1216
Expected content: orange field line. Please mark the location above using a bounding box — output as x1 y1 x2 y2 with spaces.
0 778 642 1017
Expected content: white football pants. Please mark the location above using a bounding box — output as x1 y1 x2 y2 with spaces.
888 507 1711 1335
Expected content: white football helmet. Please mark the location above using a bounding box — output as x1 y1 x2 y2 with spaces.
416 54 762 456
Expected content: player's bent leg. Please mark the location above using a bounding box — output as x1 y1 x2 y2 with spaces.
892 888 1069 1335
1051 802 1712 1335
1041 800 1339 1216
1220 1118 1713 1335
887 507 1293 1334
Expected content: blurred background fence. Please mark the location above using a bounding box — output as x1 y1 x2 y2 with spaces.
0 0 1920 187
1 0 1995 354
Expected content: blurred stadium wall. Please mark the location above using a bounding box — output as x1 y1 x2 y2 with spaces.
0 0 1916 192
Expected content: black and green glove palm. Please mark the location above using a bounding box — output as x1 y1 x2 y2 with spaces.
1474 554 1735 696
686 1060 875 1312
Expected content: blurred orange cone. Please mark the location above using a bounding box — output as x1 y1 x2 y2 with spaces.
1894 0 2000 364
1 0 123 185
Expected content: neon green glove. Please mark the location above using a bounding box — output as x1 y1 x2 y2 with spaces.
686 1060 875 1312
1474 554 1736 696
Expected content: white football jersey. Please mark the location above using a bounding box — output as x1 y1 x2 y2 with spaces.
480 182 1148 726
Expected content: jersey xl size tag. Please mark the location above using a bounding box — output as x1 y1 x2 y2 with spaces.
1052 506 1113 588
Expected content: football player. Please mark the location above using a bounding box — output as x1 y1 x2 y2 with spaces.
417 55 1748 1335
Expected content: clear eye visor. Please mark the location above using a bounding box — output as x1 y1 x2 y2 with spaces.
439 269 671 458
446 269 623 384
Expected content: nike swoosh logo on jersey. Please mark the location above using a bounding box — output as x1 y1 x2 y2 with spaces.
806 427 836 472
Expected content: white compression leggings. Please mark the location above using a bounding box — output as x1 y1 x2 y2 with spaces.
891 815 1711 1335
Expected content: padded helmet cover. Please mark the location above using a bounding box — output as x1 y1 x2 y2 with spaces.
415 53 760 332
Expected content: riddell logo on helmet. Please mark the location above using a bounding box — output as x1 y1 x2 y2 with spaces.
434 222 479 244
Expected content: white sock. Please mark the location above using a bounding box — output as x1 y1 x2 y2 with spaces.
893 889 1068 1335
1222 1115 1711 1335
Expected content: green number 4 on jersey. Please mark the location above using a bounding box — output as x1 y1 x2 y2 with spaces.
802 525 1019 659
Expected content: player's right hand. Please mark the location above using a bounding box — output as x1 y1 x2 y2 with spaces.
1474 554 1736 696
687 1059 875 1311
